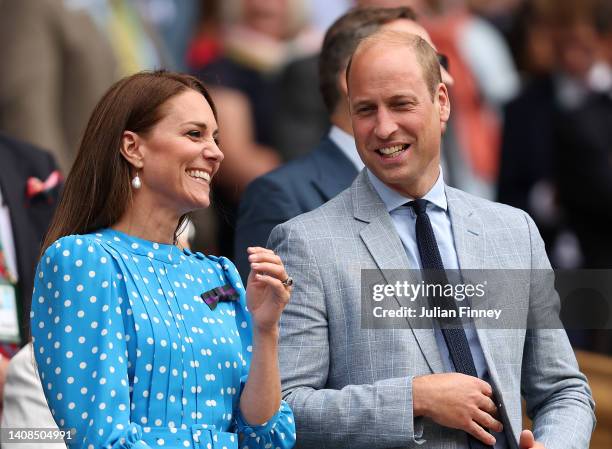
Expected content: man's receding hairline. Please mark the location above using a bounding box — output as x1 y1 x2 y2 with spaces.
346 30 441 100
347 32 421 82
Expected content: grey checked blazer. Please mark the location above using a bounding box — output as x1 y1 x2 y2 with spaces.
269 170 595 449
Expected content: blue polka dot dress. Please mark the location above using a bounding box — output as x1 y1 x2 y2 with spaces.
31 229 296 449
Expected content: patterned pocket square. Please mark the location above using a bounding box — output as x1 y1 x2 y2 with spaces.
201 284 239 310
25 170 62 200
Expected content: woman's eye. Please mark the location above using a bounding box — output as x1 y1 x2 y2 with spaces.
187 130 201 138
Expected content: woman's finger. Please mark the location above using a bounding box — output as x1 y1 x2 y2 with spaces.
248 251 282 265
247 246 276 256
254 274 291 300
250 262 286 279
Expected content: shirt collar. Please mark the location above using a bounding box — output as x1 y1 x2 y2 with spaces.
328 125 364 171
367 167 448 213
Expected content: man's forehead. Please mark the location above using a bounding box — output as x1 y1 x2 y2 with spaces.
349 46 424 97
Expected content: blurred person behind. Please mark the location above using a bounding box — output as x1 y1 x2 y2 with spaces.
0 0 117 173
554 0 612 356
0 135 61 419
554 0 612 360
235 5 454 280
193 0 320 257
498 0 601 268
1 343 66 449
465 0 525 44
137 0 201 71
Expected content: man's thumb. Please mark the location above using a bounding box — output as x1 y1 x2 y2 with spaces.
519 429 535 449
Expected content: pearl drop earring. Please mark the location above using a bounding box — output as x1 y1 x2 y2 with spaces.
131 172 142 189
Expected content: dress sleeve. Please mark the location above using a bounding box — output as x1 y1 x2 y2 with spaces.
218 257 296 449
31 236 151 449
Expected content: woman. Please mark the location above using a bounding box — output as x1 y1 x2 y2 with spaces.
30 71 296 449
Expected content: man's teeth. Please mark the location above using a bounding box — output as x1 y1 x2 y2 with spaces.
378 144 407 155
186 170 211 182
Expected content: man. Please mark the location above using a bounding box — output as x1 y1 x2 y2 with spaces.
234 6 453 279
0 134 61 420
555 0 612 354
269 30 595 449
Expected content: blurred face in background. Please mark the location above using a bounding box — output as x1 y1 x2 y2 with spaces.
356 0 428 13
242 0 290 39
554 21 599 79
131 90 224 215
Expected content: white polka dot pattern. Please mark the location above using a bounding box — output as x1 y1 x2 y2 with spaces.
31 229 295 449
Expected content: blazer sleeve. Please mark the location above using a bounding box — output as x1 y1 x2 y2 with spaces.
269 221 425 449
520 213 596 449
31 236 151 449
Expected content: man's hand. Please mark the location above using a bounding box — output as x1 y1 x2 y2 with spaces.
519 430 546 449
413 373 503 446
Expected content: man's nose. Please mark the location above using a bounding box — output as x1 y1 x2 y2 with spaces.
374 108 398 140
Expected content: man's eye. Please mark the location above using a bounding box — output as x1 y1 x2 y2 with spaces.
393 102 414 109
356 107 374 115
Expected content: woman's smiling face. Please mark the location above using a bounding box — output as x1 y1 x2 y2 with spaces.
135 89 224 214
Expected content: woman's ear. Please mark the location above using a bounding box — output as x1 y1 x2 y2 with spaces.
119 131 145 170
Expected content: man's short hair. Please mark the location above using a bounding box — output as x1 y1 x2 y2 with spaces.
319 6 417 114
346 29 442 100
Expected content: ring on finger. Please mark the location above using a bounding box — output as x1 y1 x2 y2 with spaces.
281 276 293 287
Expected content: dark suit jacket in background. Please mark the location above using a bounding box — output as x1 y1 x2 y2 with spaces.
497 76 560 252
0 134 60 344
273 55 330 161
556 91 612 269
234 136 357 280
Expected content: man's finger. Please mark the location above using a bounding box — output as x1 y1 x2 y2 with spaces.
519 429 535 449
478 395 498 416
474 409 503 433
477 379 494 397
467 421 496 446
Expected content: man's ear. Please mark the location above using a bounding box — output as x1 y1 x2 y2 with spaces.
435 82 451 133
119 131 145 170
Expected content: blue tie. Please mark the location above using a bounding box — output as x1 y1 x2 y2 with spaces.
409 199 492 449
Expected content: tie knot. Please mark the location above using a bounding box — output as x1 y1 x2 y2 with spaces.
408 199 428 215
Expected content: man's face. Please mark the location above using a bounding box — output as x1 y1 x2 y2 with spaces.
348 43 449 197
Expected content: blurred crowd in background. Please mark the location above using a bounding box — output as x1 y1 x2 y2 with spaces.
0 0 611 354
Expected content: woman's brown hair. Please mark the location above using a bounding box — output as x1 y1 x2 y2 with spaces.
41 71 217 255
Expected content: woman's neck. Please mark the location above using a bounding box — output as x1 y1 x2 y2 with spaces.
112 195 181 244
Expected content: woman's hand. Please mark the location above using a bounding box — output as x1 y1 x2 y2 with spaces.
245 247 292 334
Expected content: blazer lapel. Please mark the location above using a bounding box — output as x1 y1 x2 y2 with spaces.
446 185 485 270
0 144 31 273
446 186 515 421
354 171 444 374
310 137 359 202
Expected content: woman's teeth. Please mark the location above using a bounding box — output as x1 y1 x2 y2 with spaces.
186 170 211 183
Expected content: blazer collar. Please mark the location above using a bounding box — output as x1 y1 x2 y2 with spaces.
445 185 485 270
310 135 358 202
